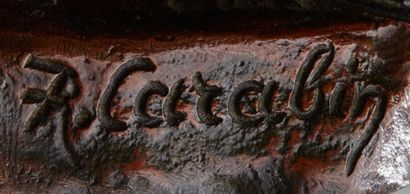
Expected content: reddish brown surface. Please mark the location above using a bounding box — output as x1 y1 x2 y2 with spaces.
1 13 410 193
0 20 384 64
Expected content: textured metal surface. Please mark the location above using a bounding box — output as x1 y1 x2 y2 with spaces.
1 3 410 193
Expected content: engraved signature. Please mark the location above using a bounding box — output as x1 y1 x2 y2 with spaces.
20 42 387 176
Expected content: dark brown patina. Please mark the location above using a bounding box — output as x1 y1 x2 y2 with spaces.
1 1 410 193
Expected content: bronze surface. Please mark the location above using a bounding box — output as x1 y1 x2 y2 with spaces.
1 2 410 193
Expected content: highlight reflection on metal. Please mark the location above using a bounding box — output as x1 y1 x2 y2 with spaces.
1 22 410 193
370 86 410 187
